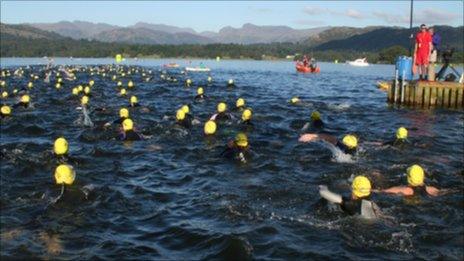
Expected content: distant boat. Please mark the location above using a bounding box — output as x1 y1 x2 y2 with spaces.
347 58 369 67
295 62 320 73
164 63 179 68
185 66 211 72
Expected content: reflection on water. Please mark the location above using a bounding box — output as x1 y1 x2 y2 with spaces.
1 58 463 259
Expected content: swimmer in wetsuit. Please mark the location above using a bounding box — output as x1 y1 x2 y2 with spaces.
319 176 381 218
240 108 253 126
221 133 251 163
234 98 246 112
0 105 12 118
194 87 206 100
13 94 31 109
104 108 129 127
301 111 324 132
299 133 358 155
120 118 142 141
375 164 446 197
210 102 232 122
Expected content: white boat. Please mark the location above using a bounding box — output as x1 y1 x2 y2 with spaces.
347 58 369 67
185 66 211 72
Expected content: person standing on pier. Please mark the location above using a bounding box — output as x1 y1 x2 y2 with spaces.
413 24 432 81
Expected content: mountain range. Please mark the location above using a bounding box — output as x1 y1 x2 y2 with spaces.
26 21 330 45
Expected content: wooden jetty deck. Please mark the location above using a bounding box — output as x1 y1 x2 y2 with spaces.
387 80 464 109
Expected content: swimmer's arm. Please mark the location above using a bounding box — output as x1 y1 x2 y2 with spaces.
380 186 414 196
299 133 337 144
210 114 218 121
425 186 440 197
319 185 343 204
300 122 310 132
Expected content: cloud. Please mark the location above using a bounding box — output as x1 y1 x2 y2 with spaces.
303 6 330 15
346 9 365 19
294 19 326 26
373 8 460 25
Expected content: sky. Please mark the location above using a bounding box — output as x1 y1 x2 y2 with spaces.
1 1 463 32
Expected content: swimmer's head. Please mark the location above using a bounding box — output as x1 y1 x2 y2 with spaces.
290 97 300 104
207 76 212 82
342 134 358 149
311 111 321 121
2 91 8 98
119 108 129 118
235 133 248 148
72 87 79 95
197 87 204 95
228 79 234 85
20 94 30 104
396 127 408 140
81 95 89 105
1 105 11 116
84 86 91 94
54 137 68 156
352 175 371 199
186 79 192 85
128 80 134 88
54 164 76 185
204 120 217 135
236 98 245 108
181 105 190 114
117 81 122 87
89 80 95 86
122 118 134 131
77 85 83 92
27 82 33 88
130 95 138 105
407 164 424 187
242 108 252 121
55 83 61 89
217 102 227 113
176 109 186 121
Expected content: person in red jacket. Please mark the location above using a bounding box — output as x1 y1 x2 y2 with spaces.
413 24 432 80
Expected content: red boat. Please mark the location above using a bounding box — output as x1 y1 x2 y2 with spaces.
296 63 320 73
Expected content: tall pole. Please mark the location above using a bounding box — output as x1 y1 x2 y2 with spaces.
409 0 414 56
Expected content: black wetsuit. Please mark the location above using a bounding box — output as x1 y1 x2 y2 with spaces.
382 139 408 148
241 120 253 126
13 102 29 109
121 130 142 141
194 94 206 100
411 185 428 196
221 144 249 162
312 119 324 129
336 141 357 155
215 112 231 121
340 196 371 216
130 103 140 108
113 117 127 125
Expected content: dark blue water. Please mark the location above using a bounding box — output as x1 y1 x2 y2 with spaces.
1 58 463 260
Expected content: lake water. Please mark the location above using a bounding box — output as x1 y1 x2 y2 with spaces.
1 58 463 259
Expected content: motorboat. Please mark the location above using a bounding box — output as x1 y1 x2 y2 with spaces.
347 58 369 67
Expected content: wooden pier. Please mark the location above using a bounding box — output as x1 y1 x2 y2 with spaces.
387 80 464 109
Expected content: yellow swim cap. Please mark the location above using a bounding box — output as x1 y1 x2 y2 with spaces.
2 91 8 98
130 95 138 105
81 95 89 105
54 164 76 185
291 97 300 104
1 105 11 115
72 87 79 95
119 108 129 118
55 83 61 89
77 85 83 92
84 86 91 94
181 105 190 114
407 164 424 187
236 98 245 108
27 82 33 88
128 80 134 88
20 94 30 104
204 120 217 135
176 109 186 121
54 137 68 155
186 79 192 84
217 102 227 113
120 88 127 96
57 78 62 83
235 133 248 148
342 135 358 149
112 75 117 81
122 118 134 131
197 87 204 95
242 108 252 121
228 79 234 85
117 81 122 87
207 76 212 82
89 80 95 86
396 127 408 140
352 176 371 198
13 89 18 94
311 111 321 121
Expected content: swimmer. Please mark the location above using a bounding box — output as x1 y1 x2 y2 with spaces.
204 120 217 135
301 111 324 131
1 105 12 118
104 108 129 127
299 133 358 155
129 95 140 107
374 164 450 197
120 118 142 141
210 102 232 122
13 94 31 108
53 137 70 163
207 76 213 84
319 176 381 219
221 132 250 163
290 97 301 105
227 79 235 87
240 108 253 126
234 98 246 112
185 79 192 87
175 105 198 128
194 87 206 100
